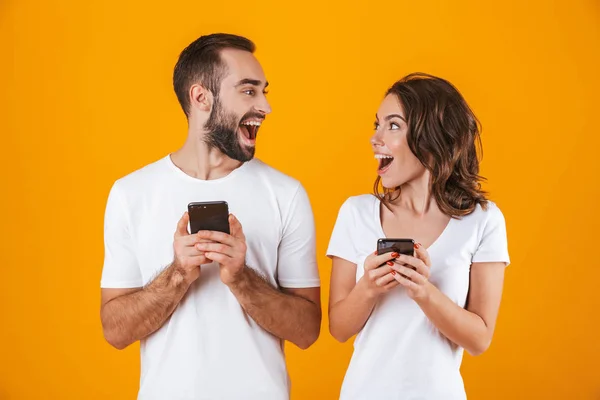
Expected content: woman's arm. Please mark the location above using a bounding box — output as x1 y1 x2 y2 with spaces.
329 252 400 342
390 245 506 355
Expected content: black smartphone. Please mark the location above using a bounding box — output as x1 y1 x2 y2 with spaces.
377 238 415 257
187 201 230 235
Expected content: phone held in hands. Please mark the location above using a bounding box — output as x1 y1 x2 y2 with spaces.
187 201 230 235
376 238 415 268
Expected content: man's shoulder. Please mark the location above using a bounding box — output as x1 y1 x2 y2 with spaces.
246 158 302 192
110 155 170 195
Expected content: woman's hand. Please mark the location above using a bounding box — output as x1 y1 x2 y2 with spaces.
389 243 433 301
360 250 402 298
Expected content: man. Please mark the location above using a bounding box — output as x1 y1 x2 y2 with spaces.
100 33 321 400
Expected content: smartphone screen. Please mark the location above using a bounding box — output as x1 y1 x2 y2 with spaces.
187 201 230 235
377 238 415 257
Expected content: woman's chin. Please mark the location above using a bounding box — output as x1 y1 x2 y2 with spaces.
380 176 401 190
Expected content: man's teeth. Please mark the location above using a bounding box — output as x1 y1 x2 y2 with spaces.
241 121 262 126
374 154 393 159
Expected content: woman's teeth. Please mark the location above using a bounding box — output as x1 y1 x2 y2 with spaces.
375 154 394 170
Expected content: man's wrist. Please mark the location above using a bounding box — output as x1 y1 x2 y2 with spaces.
226 264 250 289
169 261 192 288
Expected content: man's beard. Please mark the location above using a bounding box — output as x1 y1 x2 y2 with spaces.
203 97 255 163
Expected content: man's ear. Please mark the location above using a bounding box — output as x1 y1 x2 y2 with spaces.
189 83 213 113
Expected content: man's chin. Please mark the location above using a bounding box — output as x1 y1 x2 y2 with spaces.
239 147 255 162
228 143 255 163
235 133 256 161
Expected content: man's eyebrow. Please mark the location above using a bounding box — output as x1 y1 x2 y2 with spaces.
235 79 269 89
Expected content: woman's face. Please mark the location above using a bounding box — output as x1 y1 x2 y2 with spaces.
371 94 427 189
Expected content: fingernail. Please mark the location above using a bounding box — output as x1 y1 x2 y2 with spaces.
387 261 394 266
391 271 396 275
414 243 421 249
391 252 399 258
373 250 378 255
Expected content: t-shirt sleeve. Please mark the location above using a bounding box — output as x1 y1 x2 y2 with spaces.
326 198 358 265
276 184 320 289
100 182 144 288
472 203 510 266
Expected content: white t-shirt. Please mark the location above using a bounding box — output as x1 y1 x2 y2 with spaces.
326 194 509 400
101 155 320 400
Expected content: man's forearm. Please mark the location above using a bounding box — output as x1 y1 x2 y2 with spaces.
101 264 190 349
228 267 321 349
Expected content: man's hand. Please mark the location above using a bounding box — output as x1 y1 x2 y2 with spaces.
173 212 212 284
195 214 247 286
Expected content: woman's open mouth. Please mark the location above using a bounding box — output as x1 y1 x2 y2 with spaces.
375 154 394 174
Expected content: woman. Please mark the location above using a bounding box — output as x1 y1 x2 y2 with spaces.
327 73 509 400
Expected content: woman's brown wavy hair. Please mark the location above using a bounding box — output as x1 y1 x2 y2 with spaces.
374 73 488 217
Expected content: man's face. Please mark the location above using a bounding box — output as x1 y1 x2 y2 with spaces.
203 48 272 162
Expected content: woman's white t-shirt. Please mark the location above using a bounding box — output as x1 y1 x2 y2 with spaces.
327 195 510 400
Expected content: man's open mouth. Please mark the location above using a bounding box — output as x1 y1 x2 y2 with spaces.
239 119 262 142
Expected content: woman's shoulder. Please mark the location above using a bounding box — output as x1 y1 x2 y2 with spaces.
338 194 378 213
462 200 506 225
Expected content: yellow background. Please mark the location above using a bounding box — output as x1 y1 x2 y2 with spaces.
1 0 599 399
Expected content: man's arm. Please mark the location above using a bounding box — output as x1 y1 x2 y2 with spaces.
228 268 321 349
100 212 209 349
100 264 190 349
196 214 322 349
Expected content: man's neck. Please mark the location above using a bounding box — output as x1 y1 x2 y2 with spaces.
170 134 243 181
